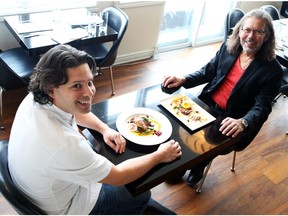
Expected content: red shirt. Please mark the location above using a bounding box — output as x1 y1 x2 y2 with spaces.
212 57 245 110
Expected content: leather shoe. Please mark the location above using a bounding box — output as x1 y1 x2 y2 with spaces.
187 169 204 186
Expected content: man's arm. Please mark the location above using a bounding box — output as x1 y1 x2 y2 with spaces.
75 112 110 134
100 140 182 185
75 112 126 154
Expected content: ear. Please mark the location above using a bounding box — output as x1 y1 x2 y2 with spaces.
47 87 55 99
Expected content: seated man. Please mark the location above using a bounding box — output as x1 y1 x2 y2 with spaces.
162 9 283 185
8 44 182 214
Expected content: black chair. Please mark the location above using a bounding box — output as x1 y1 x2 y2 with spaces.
0 140 46 214
260 5 281 20
260 5 288 102
81 7 129 95
281 2 288 18
0 48 38 129
224 8 244 40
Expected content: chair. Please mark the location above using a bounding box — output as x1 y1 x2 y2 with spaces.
224 8 244 40
280 2 288 18
260 5 281 20
274 83 288 102
195 150 237 193
0 140 46 214
260 5 288 102
81 7 129 95
0 48 38 129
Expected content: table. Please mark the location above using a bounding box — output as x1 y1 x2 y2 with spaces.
88 84 241 196
4 8 118 56
274 19 288 67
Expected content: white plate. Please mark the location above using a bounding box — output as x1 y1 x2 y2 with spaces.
116 107 172 145
160 93 216 131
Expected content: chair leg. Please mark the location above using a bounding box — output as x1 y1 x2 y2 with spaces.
231 151 237 172
0 86 5 130
108 66 115 95
273 93 282 102
195 160 213 193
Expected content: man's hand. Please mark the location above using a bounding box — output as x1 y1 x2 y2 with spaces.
219 117 244 138
102 128 126 154
156 140 182 163
162 75 186 89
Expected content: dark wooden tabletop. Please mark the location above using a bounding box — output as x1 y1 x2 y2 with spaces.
88 84 241 196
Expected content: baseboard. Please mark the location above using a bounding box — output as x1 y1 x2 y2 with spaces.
114 49 155 65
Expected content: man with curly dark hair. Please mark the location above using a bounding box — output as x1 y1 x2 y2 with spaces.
8 44 181 214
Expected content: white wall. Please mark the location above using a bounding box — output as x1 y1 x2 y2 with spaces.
237 1 282 13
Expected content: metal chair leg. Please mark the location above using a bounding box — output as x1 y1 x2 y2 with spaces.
0 86 5 130
108 66 115 96
195 160 213 193
231 150 237 172
273 93 282 102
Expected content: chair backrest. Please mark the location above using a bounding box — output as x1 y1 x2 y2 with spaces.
0 48 38 90
0 140 46 215
97 6 129 67
224 8 244 40
260 5 281 20
280 2 288 18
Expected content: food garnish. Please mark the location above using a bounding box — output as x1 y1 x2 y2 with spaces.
128 115 162 136
170 95 207 123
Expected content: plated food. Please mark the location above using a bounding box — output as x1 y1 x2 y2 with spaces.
116 108 172 145
160 93 216 131
127 114 162 137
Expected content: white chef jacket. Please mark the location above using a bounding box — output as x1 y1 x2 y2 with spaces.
8 93 113 214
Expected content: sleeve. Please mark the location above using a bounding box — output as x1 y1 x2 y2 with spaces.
46 132 113 186
242 60 283 133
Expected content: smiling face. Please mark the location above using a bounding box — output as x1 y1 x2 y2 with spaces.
239 17 268 55
48 63 96 114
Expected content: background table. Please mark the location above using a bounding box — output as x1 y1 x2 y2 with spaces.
4 8 118 56
274 18 288 67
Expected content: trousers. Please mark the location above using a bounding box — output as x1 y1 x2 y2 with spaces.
90 184 151 215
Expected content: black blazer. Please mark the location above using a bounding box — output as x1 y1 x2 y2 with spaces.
183 43 283 151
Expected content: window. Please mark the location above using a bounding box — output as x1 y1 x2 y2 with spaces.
158 1 237 52
0 0 97 16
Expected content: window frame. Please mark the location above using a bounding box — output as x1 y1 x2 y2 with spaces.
0 0 98 17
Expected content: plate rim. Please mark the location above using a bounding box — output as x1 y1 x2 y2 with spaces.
116 107 172 145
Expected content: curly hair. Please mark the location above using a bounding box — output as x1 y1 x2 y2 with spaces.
226 8 275 61
28 45 97 105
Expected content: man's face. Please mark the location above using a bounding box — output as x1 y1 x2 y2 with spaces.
239 17 268 54
49 63 96 114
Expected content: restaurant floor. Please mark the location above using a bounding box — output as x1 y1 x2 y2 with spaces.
1 42 288 214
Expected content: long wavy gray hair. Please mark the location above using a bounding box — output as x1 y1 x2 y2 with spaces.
226 8 275 61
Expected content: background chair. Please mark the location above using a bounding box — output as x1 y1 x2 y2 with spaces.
81 7 129 95
281 2 288 18
260 5 281 20
0 48 38 129
0 140 46 214
224 8 244 40
260 5 288 102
